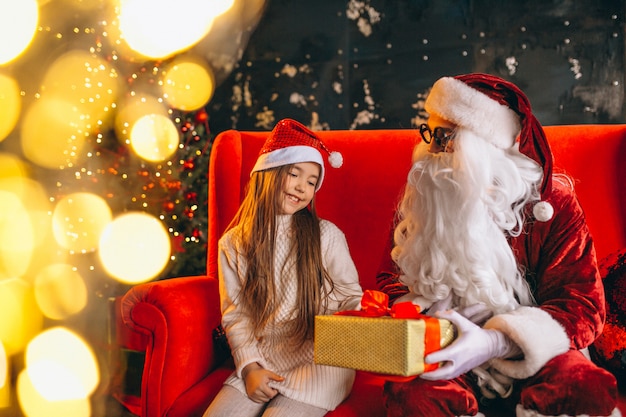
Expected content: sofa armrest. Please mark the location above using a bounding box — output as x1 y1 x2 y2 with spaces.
121 275 223 417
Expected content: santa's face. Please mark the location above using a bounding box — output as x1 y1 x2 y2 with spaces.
395 127 527 313
425 114 456 154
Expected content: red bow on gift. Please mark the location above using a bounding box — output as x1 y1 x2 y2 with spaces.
336 289 423 319
336 290 444 381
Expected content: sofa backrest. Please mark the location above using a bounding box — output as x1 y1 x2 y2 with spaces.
542 125 626 263
208 125 626 290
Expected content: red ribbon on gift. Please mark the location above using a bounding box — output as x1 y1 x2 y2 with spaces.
335 290 443 381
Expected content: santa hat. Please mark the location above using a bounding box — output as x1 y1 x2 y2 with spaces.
251 118 343 191
424 73 554 222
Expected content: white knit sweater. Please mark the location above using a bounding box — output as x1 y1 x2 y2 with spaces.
217 215 363 410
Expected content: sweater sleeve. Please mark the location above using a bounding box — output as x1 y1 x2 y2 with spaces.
320 220 364 313
217 231 264 377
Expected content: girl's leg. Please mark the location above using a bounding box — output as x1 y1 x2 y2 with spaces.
262 395 328 417
383 375 479 417
203 385 265 417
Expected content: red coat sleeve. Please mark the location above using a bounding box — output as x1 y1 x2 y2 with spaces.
510 180 605 350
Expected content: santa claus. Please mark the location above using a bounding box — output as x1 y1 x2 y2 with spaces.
377 73 620 417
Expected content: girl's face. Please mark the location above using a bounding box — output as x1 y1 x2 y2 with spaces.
279 162 320 215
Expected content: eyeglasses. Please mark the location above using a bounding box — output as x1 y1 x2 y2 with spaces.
419 123 455 149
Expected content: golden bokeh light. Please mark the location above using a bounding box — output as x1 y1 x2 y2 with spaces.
34 264 87 320
162 56 215 111
17 370 90 417
0 340 6 389
0 73 21 142
58 0 106 11
130 113 180 162
20 98 87 169
25 327 99 401
0 190 34 279
52 192 112 253
0 153 29 179
0 0 39 65
117 0 235 59
0 339 6 409
0 176 56 279
98 212 171 284
40 50 121 130
0 278 43 356
114 93 168 143
0 382 7 409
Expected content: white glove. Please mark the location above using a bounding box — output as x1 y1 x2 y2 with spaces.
395 291 454 315
394 291 434 313
424 292 453 315
456 303 493 326
408 293 493 325
420 310 517 381
472 365 514 399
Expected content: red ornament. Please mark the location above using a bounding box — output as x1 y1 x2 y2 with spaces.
183 159 195 170
195 109 208 123
165 180 181 190
163 201 175 212
591 249 626 387
171 234 185 253
185 192 198 201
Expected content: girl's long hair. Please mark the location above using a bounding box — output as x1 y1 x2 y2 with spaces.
226 164 333 345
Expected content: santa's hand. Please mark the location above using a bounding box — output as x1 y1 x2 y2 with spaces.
424 292 454 315
421 310 516 381
394 291 434 312
456 303 493 326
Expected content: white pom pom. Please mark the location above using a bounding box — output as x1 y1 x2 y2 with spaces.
533 201 554 222
328 151 343 168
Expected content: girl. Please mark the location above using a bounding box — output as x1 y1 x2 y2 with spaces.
204 118 363 417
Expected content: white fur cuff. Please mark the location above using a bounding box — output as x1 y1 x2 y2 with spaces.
424 77 521 148
515 403 622 417
484 306 570 379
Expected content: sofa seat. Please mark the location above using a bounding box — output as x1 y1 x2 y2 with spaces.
117 124 626 417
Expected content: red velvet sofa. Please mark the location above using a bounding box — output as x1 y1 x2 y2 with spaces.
117 124 626 417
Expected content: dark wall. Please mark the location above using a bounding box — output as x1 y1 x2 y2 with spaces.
208 0 625 132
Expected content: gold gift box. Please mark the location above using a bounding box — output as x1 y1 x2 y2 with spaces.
314 315 455 376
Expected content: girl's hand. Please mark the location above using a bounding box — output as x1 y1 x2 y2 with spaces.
242 363 285 403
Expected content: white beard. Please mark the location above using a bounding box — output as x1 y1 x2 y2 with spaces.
392 131 536 314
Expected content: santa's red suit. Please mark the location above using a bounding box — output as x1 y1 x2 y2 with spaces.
376 74 620 417
378 179 619 417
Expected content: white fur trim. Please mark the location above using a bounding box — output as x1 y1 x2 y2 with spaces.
425 77 521 149
516 404 622 417
458 413 485 417
251 145 325 189
533 201 554 222
484 306 570 379
328 151 343 168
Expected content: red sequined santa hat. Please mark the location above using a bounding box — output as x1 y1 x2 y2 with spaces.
251 118 343 191
424 73 554 222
